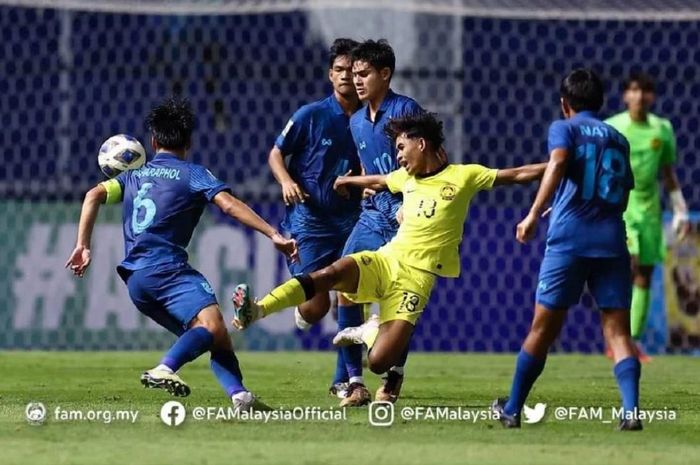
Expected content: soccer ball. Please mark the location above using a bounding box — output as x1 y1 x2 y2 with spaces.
98 134 146 178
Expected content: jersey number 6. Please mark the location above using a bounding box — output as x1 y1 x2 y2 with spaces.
132 183 157 234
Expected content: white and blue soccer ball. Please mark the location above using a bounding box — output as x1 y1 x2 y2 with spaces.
98 134 146 178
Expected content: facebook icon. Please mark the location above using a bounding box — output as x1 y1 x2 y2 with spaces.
160 401 186 426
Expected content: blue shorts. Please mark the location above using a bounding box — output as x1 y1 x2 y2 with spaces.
536 252 632 310
120 264 218 335
288 232 350 275
342 218 397 256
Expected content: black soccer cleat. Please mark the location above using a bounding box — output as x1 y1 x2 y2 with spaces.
491 397 521 428
618 418 643 431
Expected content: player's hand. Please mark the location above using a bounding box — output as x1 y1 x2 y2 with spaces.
333 170 353 199
281 181 309 206
516 212 539 244
673 214 691 241
271 232 299 263
362 188 376 199
65 245 91 277
395 206 404 225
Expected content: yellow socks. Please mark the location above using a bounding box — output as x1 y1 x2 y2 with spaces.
258 278 308 317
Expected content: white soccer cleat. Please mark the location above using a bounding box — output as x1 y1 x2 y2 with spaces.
333 314 379 347
231 284 263 330
294 306 312 331
232 391 257 412
140 368 191 397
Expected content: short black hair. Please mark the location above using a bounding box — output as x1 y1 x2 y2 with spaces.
328 38 359 68
145 96 195 150
385 112 444 150
351 39 396 79
560 68 605 113
623 72 655 93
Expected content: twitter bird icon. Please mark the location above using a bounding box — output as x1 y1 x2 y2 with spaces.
522 403 547 424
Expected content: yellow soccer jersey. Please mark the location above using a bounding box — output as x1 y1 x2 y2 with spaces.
382 164 497 277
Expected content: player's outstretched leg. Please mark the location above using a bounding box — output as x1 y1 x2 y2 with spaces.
492 304 566 428
231 257 361 330
141 304 221 397
601 309 642 431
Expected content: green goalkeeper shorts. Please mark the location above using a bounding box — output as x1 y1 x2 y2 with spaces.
625 218 665 265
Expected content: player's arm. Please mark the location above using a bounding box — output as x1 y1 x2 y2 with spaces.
65 183 110 277
662 165 690 239
660 120 689 239
493 163 547 186
516 148 569 243
212 191 298 262
268 145 308 205
333 172 387 198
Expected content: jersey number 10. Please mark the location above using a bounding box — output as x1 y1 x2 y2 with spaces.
576 143 627 204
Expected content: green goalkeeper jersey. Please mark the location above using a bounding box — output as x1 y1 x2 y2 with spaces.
605 111 677 222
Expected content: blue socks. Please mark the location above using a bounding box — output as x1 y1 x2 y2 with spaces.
211 350 247 397
160 326 214 372
614 356 641 414
332 349 348 385
338 303 364 379
504 350 546 416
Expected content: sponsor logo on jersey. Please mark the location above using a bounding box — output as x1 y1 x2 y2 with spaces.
440 184 457 201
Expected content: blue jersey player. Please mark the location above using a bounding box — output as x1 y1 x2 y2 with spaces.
492 69 642 431
66 97 297 411
338 39 424 405
267 39 363 404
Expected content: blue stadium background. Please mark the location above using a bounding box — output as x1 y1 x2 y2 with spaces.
2 5 699 353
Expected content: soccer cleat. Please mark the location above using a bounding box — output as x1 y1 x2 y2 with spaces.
329 382 350 399
332 314 379 347
140 368 191 397
231 284 263 330
339 382 371 407
491 397 521 428
232 391 258 412
618 418 643 431
375 370 404 403
294 306 312 331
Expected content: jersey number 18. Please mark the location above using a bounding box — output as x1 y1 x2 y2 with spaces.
576 143 627 204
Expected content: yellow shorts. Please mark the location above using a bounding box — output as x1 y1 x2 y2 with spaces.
342 249 436 325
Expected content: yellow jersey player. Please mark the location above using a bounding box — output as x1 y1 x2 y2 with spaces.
231 112 545 379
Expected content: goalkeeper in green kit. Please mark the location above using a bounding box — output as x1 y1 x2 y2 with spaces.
606 73 690 362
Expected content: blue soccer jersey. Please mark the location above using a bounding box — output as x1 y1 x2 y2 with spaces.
545 111 634 257
101 152 230 272
275 94 361 237
349 89 423 232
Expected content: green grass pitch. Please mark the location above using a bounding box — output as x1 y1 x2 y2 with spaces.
1 351 699 465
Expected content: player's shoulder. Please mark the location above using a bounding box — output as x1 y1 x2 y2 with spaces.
178 159 210 178
290 97 329 123
455 163 490 173
350 105 366 124
548 118 573 133
450 163 489 180
604 111 629 127
648 113 674 134
388 91 422 116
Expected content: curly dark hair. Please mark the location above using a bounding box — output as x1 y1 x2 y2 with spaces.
384 111 444 150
